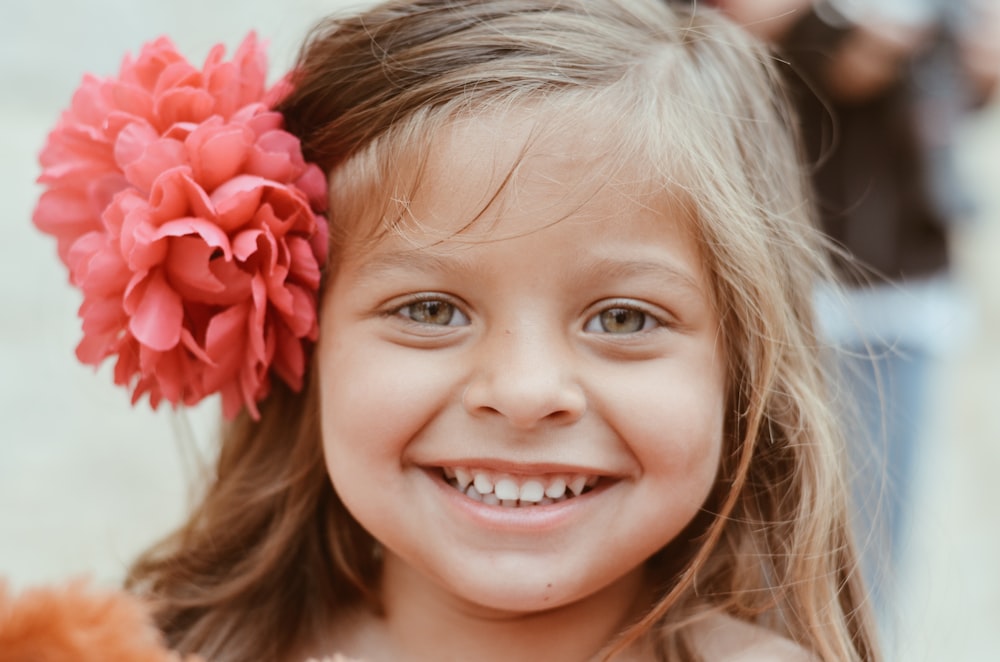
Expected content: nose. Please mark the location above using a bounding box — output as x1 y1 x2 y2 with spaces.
461 327 586 430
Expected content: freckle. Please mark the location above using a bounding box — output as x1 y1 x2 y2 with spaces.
546 583 552 588
504 329 511 335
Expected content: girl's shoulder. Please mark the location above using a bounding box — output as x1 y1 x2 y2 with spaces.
687 612 818 662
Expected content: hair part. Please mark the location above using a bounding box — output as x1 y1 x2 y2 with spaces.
127 2 880 660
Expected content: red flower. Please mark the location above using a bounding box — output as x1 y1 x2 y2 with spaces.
33 34 329 420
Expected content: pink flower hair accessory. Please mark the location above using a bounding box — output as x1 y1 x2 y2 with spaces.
33 33 329 420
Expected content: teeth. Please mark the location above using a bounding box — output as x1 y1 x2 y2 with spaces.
568 475 588 497
544 477 566 499
444 468 599 507
454 467 473 490
465 484 483 501
519 479 545 503
473 473 494 495
494 478 519 501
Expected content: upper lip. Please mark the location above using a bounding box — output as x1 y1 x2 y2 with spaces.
421 458 621 478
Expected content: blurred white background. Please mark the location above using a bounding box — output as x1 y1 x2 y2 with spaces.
1 2 998 661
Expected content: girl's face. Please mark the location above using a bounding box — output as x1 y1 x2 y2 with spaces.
318 112 727 618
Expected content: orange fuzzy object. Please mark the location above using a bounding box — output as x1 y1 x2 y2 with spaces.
0 580 199 662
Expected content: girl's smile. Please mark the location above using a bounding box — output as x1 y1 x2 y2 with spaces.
317 110 727 622
438 465 602 505
424 463 617 533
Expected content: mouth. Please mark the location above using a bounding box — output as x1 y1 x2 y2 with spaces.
440 466 600 508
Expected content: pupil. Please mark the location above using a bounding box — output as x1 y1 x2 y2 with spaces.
414 300 453 325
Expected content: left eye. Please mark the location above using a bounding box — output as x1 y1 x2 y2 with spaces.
584 307 659 334
396 299 470 326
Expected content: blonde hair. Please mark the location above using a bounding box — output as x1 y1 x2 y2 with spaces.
126 1 880 660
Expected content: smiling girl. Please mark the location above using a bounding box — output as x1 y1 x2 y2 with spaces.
34 0 879 660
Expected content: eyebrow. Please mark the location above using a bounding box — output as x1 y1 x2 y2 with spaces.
352 249 705 296
575 256 704 294
351 249 486 285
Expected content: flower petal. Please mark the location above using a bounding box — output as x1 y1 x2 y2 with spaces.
109 80 155 121
80 247 132 297
231 228 262 262
153 217 232 257
286 235 321 289
123 138 186 194
146 167 213 223
163 235 228 301
203 303 249 392
247 129 301 182
78 302 128 361
33 188 102 262
128 270 184 351
187 121 251 192
211 175 268 231
113 121 160 172
297 164 330 213
271 321 306 391
155 86 215 130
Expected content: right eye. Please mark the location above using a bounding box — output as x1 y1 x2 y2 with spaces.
585 307 657 334
394 298 470 327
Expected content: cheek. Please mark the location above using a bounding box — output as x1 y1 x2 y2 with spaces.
317 332 458 467
317 339 411 519
603 359 726 478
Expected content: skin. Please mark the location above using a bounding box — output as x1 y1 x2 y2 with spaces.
316 110 728 661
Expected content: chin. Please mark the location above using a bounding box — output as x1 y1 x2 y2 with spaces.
453 584 581 615
431 559 628 616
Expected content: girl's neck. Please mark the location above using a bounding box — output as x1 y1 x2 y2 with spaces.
330 552 654 662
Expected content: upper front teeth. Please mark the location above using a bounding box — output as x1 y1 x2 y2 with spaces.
473 472 493 495
442 467 599 505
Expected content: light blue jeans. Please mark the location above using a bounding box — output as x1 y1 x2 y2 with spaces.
837 340 930 599
815 274 969 608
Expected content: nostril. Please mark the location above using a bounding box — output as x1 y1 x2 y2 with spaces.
461 378 586 429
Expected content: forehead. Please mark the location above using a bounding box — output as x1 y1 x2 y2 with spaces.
326 106 717 310
340 105 697 250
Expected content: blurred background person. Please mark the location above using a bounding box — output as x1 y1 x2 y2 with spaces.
683 0 1000 635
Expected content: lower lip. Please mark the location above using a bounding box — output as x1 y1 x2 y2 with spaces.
423 469 606 533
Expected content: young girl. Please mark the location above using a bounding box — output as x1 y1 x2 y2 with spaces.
32 0 879 660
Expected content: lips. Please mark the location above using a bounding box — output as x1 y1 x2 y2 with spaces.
441 466 599 508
